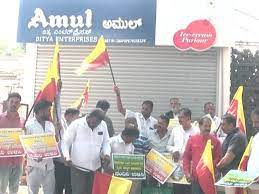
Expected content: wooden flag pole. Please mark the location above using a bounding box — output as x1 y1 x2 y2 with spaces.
23 100 37 129
108 60 116 85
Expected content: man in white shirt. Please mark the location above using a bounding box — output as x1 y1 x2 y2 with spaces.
149 115 171 153
25 100 56 194
109 128 139 156
166 108 199 194
55 108 80 194
164 97 181 119
62 109 111 194
113 85 157 138
204 102 226 142
167 108 199 161
247 109 259 186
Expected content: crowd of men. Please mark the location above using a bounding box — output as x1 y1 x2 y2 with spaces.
0 85 259 194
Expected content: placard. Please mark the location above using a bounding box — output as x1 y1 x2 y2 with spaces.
145 149 176 184
215 170 259 188
20 133 60 159
112 154 145 180
0 128 24 157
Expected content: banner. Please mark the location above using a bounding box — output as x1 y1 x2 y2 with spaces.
0 128 24 157
112 154 145 180
215 170 259 188
145 149 176 184
20 133 60 159
17 0 156 45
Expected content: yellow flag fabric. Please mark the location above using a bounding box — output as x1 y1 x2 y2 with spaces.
238 137 253 170
227 86 246 133
76 36 109 75
35 42 60 103
108 176 132 194
40 42 60 90
196 139 216 194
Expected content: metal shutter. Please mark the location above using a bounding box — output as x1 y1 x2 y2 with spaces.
35 45 218 133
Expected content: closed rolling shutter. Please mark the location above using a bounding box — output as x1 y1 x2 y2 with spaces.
35 45 218 133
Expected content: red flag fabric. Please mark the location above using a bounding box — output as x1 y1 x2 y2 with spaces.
196 139 216 194
76 36 110 75
92 172 132 194
226 86 246 133
35 42 60 103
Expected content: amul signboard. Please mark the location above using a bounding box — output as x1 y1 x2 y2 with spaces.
173 19 216 51
17 0 156 45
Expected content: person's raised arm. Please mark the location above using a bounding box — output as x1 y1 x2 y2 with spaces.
113 85 126 116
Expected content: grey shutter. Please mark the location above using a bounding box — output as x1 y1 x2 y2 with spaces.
35 45 218 133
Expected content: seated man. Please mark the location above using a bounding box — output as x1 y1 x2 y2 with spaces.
149 115 171 153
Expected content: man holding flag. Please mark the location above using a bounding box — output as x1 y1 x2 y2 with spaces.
183 117 221 194
217 114 247 176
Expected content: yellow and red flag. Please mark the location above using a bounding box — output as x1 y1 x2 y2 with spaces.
238 137 253 171
196 139 216 194
92 172 132 194
235 137 253 194
35 42 60 103
71 79 90 109
76 36 110 75
226 86 246 133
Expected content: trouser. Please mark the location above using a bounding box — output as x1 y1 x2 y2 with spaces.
0 164 23 194
191 181 204 194
27 166 55 194
173 183 191 194
70 166 95 194
54 161 72 194
130 180 142 194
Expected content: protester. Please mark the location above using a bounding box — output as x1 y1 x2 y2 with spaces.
25 100 56 194
0 92 24 194
113 85 157 138
62 109 111 194
203 102 226 142
166 108 199 161
109 125 140 194
165 97 181 119
247 109 259 183
183 117 221 194
54 108 80 194
166 108 199 194
217 114 247 176
148 114 171 153
96 99 114 137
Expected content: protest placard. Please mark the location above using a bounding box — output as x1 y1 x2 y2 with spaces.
0 128 24 157
145 149 176 184
20 133 60 159
215 170 259 188
112 154 145 179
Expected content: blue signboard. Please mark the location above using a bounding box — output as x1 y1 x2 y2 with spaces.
17 0 156 45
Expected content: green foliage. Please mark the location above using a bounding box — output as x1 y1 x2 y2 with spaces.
231 48 259 139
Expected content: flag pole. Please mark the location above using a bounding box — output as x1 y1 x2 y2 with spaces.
108 59 116 85
23 100 37 129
